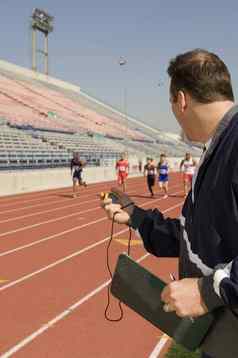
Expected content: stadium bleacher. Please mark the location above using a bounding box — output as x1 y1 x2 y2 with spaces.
0 59 201 170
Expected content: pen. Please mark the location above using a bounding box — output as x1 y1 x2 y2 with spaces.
169 273 194 323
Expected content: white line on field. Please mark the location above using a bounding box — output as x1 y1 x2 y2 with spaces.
0 253 150 358
0 190 183 258
0 200 183 291
148 334 170 358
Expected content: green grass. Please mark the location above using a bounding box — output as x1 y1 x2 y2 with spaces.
166 344 201 358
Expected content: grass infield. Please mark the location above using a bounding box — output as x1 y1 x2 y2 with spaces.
166 344 201 358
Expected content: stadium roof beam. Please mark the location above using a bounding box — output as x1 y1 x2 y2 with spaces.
31 8 54 75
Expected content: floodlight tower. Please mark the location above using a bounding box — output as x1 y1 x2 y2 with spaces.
118 57 128 140
31 8 54 75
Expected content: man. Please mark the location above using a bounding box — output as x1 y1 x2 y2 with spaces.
71 153 87 198
180 152 197 197
115 154 129 192
143 158 156 197
102 49 238 358
157 153 169 199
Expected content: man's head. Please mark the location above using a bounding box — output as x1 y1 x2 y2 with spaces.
160 154 166 161
120 152 127 161
185 152 191 161
168 49 234 142
74 152 79 160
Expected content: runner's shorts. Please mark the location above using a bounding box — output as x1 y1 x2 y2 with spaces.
118 172 128 184
73 170 82 182
159 174 168 182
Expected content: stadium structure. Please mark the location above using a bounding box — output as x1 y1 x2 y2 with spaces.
0 58 200 171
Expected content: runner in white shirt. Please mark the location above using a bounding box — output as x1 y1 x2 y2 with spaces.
180 152 197 197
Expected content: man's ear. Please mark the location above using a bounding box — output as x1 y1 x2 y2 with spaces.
177 90 187 112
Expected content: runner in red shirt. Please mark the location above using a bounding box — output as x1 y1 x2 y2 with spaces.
115 154 129 192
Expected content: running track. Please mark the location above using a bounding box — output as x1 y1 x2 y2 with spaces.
0 174 184 358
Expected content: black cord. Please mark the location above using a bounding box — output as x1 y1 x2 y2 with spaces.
104 211 132 322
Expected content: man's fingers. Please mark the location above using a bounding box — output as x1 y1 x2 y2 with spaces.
100 198 112 208
161 284 172 303
163 303 175 313
104 203 122 220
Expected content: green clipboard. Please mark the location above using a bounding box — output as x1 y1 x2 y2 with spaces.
111 254 214 351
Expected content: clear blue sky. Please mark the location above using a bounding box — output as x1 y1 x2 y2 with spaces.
1 0 238 133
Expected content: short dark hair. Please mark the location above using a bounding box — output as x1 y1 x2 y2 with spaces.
167 49 234 103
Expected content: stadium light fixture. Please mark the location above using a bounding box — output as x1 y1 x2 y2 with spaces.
118 57 128 140
31 8 54 75
31 8 54 34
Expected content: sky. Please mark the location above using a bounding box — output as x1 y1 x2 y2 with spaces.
1 0 238 133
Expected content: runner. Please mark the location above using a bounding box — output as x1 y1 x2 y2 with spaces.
115 154 129 192
71 153 87 198
180 152 197 197
143 158 156 197
157 154 169 198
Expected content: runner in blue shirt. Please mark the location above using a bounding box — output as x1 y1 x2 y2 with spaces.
157 154 169 198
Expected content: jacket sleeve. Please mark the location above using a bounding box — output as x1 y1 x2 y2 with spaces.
198 259 238 312
198 167 238 312
129 206 181 257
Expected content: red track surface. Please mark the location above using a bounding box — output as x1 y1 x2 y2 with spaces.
0 174 184 358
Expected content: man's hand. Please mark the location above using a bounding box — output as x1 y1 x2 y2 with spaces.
161 278 208 318
100 188 134 225
101 196 130 225
104 202 130 224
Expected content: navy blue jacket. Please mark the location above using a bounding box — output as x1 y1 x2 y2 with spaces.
130 106 238 357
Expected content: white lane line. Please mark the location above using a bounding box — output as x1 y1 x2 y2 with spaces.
0 190 183 257
0 253 150 358
0 188 72 206
0 217 106 258
0 184 181 238
0 180 146 215
0 227 129 293
0 201 183 291
0 197 73 215
0 198 99 223
0 178 118 204
148 334 170 358
0 206 103 238
0 177 143 208
0 182 147 222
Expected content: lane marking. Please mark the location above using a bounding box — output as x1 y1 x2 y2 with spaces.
0 177 144 208
0 253 150 358
115 238 142 246
0 201 183 292
0 174 178 212
0 279 8 284
0 179 119 205
0 184 181 239
0 206 103 238
0 197 75 215
0 231 124 293
0 198 99 224
0 191 183 258
0 217 107 258
0 179 149 216
148 334 170 358
0 181 148 223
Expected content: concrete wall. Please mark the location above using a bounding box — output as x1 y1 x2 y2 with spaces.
0 157 200 197
0 166 140 197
